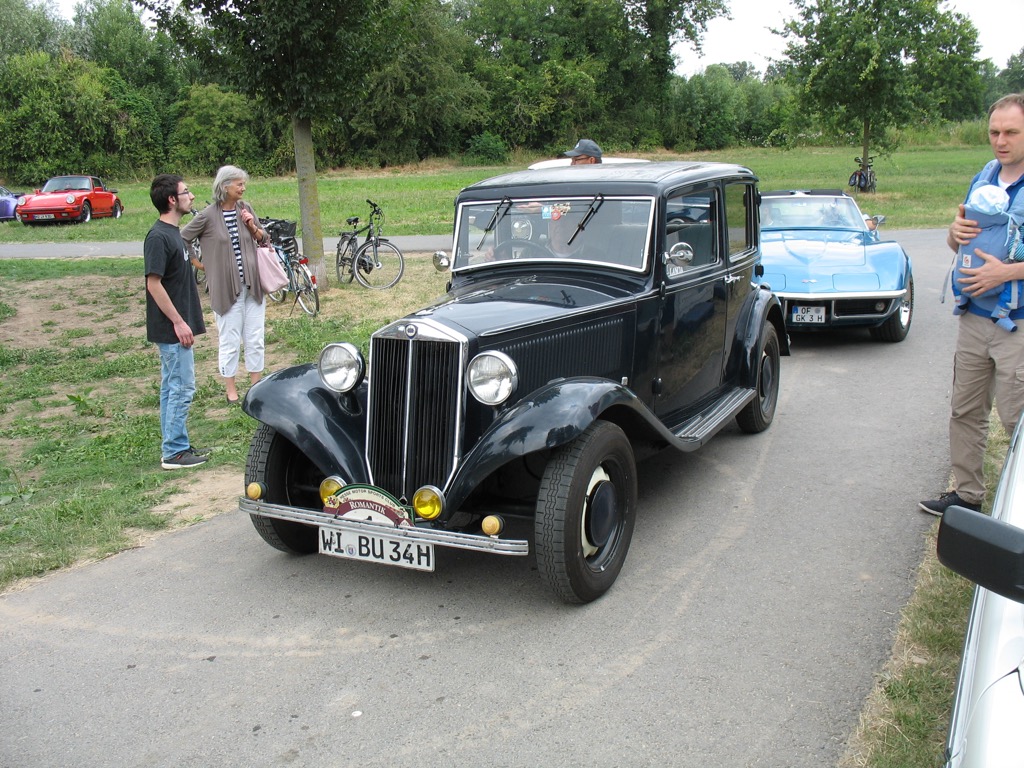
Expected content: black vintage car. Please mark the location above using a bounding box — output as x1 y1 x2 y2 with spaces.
240 162 789 603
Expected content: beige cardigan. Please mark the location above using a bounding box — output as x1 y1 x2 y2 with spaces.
181 202 266 316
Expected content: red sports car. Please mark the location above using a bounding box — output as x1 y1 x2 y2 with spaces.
16 175 123 225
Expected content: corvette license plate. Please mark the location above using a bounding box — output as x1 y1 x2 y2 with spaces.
319 528 435 572
34 214 55 220
791 305 825 324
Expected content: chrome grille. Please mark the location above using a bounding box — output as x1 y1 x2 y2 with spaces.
367 324 464 501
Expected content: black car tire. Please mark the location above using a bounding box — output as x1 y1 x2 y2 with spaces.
112 201 122 219
736 322 781 434
535 420 637 604
870 276 914 343
77 202 91 224
245 423 320 554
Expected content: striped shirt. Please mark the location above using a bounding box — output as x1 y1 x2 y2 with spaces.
222 208 245 285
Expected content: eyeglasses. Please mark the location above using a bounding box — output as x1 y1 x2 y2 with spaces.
172 187 192 198
570 156 591 165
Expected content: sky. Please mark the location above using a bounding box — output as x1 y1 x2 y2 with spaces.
675 0 1017 76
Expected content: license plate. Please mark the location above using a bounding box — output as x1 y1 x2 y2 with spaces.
34 214 55 220
319 528 435 572
791 305 825 324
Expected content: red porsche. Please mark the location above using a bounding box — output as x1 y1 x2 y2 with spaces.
16 175 123 225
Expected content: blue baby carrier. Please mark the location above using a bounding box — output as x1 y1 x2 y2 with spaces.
950 161 1024 331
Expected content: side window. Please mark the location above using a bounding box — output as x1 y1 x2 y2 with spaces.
725 182 755 256
664 189 718 273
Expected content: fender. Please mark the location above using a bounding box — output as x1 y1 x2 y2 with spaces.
444 377 679 511
733 285 789 389
242 364 370 484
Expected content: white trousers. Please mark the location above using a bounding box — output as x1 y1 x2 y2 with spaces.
214 284 265 378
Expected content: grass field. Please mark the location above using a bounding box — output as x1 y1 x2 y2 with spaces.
0 145 993 246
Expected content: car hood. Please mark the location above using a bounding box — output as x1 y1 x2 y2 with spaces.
760 230 869 267
406 272 634 336
21 191 83 206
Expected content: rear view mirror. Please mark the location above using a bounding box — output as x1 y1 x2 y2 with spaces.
937 505 1024 604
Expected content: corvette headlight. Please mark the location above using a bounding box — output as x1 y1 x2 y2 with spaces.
467 351 518 406
65 194 75 204
318 342 365 393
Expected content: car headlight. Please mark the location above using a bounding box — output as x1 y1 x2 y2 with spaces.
467 350 518 406
65 194 76 204
17 196 26 206
318 342 365 393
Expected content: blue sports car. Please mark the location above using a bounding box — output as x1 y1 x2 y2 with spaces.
0 185 25 222
759 190 914 342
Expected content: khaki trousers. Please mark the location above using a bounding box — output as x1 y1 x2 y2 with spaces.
949 311 1024 504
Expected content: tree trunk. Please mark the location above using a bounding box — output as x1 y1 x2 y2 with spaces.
292 114 327 287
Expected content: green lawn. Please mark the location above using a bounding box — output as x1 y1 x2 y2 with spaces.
0 145 993 246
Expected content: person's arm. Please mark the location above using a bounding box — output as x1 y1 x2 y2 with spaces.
146 274 195 348
240 204 268 244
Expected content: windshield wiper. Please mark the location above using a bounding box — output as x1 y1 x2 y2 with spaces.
477 196 512 249
567 194 604 247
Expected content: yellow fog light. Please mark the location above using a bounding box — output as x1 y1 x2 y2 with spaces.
246 482 266 500
412 486 444 520
481 515 504 536
319 475 346 504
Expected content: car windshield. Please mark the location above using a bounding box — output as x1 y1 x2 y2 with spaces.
452 196 654 272
761 196 866 231
42 176 91 193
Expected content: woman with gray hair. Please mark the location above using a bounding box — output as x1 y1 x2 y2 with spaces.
181 165 270 404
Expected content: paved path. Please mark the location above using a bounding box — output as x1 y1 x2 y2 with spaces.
0 234 451 260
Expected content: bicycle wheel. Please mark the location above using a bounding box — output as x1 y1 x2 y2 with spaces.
335 235 356 284
353 239 404 290
865 169 877 193
292 262 320 316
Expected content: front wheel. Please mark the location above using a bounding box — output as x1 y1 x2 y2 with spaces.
245 423 320 553
871 275 914 342
336 235 356 284
535 421 637 604
736 322 781 433
77 202 91 224
353 240 404 290
293 263 320 316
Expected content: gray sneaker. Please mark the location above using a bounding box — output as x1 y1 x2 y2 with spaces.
918 491 980 517
161 449 209 470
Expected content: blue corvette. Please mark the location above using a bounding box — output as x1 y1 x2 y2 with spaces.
759 190 914 342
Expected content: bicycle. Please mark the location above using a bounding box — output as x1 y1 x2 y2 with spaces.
335 199 405 289
260 217 320 317
848 156 877 193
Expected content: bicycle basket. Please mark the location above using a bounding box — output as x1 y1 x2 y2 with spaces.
263 219 297 239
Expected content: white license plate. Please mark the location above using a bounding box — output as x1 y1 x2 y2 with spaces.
791 305 826 324
34 214 55 220
319 527 435 572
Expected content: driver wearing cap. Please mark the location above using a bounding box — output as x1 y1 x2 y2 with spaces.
564 139 603 165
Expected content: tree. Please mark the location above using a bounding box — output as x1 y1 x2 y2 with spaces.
782 0 982 189
999 48 1024 94
148 0 388 285
0 0 69 63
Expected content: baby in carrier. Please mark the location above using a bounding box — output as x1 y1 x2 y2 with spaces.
951 183 1024 331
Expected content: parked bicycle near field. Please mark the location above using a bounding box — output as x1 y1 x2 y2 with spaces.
848 156 877 193
261 217 319 316
335 199 405 289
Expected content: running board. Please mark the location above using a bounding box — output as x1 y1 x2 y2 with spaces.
671 387 756 449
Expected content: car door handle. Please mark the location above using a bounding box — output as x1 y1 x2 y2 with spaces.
724 275 743 284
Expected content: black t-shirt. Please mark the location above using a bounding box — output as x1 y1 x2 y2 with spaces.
144 220 206 344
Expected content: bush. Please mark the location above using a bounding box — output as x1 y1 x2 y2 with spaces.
465 132 509 164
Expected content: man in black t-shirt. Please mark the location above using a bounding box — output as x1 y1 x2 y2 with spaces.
145 174 207 470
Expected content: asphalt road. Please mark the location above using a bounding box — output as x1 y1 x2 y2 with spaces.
0 230 956 768
0 234 451 260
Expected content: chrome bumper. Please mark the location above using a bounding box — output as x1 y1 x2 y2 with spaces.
239 497 529 556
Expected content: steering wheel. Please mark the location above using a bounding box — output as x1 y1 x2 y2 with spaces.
493 238 554 260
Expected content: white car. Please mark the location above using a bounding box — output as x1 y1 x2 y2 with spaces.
527 157 651 170
937 421 1024 767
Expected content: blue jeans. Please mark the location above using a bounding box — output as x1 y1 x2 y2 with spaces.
156 342 196 459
